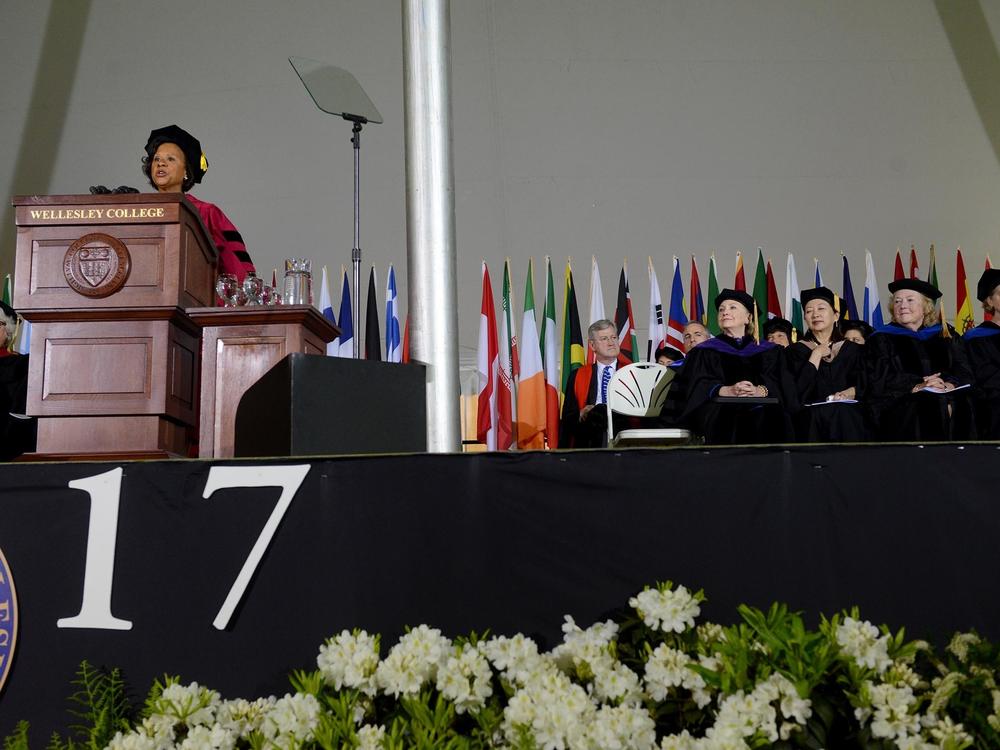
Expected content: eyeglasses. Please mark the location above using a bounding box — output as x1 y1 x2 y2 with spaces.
592 335 617 343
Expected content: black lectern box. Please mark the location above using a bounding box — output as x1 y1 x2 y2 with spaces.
234 354 427 457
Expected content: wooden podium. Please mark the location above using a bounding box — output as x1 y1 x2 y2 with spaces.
12 193 217 458
188 306 338 459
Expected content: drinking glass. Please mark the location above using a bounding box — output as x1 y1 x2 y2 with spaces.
242 272 264 305
215 273 238 307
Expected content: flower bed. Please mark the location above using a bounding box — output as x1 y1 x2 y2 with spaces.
6 582 998 749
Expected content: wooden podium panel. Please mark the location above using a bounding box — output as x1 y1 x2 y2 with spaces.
13 194 217 310
189 306 338 459
11 194 218 460
22 309 200 457
26 309 199 422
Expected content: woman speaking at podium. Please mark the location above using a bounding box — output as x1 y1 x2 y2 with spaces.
142 125 256 283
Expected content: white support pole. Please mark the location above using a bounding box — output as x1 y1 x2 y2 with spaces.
402 0 461 452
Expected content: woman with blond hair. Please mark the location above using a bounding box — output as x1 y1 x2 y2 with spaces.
668 289 790 444
865 278 974 440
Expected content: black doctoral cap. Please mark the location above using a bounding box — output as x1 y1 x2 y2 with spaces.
762 317 794 339
887 277 942 301
800 286 837 308
654 345 685 362
144 125 208 184
976 268 1000 302
839 318 874 338
714 288 755 313
0 300 15 320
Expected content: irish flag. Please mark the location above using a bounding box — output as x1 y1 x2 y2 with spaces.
541 257 560 448
516 259 546 449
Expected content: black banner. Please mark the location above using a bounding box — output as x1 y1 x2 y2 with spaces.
1 445 999 737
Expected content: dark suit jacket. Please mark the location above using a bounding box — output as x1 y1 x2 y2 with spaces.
559 363 610 449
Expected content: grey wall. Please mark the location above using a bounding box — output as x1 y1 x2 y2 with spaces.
4 0 1000 365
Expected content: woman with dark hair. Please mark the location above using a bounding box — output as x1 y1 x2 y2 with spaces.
865 278 975 440
668 289 790 444
785 287 870 441
143 125 256 283
964 269 1000 438
839 319 874 345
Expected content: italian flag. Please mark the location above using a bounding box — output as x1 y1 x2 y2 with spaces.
516 259 546 449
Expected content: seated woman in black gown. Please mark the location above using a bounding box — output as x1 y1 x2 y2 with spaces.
964 269 1000 439
865 278 975 440
785 287 870 441
669 289 789 444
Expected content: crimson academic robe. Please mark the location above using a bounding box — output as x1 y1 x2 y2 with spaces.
964 321 1000 439
186 194 256 284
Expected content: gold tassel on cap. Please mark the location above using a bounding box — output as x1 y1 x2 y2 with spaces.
200 153 209 174
752 300 760 343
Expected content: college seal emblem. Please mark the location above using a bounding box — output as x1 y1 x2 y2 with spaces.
0 545 17 694
63 232 131 298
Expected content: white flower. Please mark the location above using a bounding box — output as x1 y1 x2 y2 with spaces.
436 642 494 714
865 681 920 741
895 738 936 750
356 723 387 750
928 714 974 747
551 616 618 682
659 730 699 750
153 682 221 727
318 629 380 695
215 697 275 738
177 724 235 750
835 617 892 674
375 625 452 697
760 673 812 726
629 585 701 634
592 661 643 706
696 622 726 646
260 692 321 745
581 704 657 750
946 632 981 664
644 645 693 701
106 731 161 750
483 633 545 686
929 671 964 714
501 668 594 749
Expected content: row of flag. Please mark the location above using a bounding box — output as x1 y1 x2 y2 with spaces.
314 264 410 363
476 246 995 450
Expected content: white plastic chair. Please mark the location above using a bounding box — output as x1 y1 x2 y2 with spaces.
606 362 691 447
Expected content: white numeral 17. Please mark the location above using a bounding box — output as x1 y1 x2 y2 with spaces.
57 464 311 631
